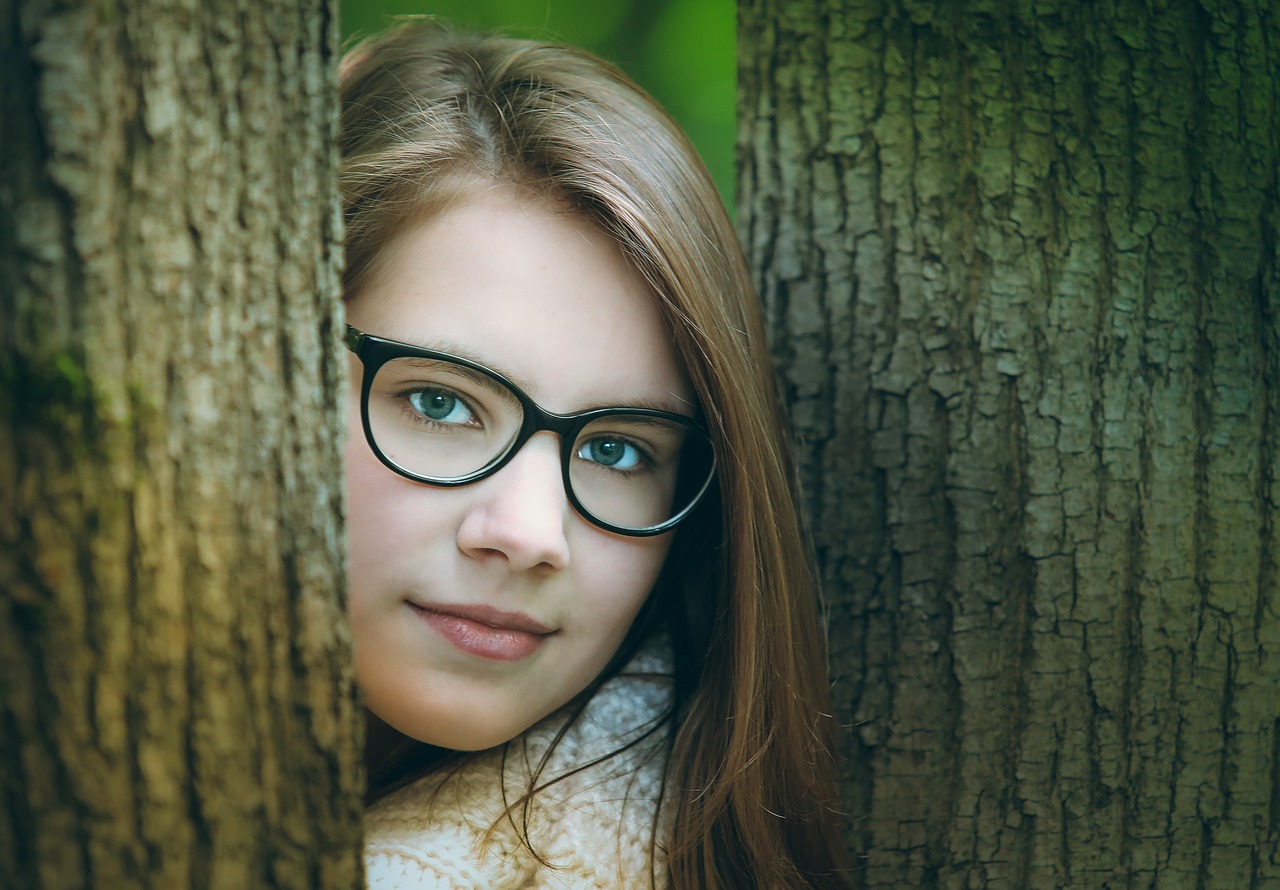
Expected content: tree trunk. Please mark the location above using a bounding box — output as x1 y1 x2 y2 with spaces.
1 3 361 888
739 1 1280 886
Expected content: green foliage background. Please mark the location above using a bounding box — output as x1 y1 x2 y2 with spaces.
340 0 735 211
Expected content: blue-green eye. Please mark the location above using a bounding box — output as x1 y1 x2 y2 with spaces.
408 389 475 426
577 437 643 471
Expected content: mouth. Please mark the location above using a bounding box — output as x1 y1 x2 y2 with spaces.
407 601 555 662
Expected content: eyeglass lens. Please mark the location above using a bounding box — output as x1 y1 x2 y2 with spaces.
365 355 714 532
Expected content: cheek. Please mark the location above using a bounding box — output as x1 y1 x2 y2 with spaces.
582 534 674 636
343 412 460 612
344 417 387 574
631 538 673 603
343 408 429 609
345 487 386 637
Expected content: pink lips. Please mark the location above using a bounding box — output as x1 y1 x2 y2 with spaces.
408 602 553 662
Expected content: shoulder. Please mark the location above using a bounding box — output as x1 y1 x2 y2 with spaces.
523 647 674 886
364 639 674 889
363 746 532 888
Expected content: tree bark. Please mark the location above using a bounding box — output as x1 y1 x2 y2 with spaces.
739 0 1280 886
1 2 361 888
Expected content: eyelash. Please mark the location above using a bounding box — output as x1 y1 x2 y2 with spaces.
575 435 657 475
394 385 484 430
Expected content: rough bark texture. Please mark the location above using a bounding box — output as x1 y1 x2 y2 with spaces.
739 1 1279 886
0 2 361 888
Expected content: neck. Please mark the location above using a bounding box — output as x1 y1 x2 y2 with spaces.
364 710 406 773
364 710 456 804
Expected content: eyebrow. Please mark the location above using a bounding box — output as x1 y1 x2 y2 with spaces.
394 335 697 417
391 336 538 391
394 356 518 404
608 393 699 417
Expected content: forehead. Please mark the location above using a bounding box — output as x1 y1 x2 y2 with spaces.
345 188 694 414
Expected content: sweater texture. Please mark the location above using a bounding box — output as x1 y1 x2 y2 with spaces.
364 642 673 889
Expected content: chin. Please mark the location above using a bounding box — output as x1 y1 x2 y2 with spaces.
401 713 530 752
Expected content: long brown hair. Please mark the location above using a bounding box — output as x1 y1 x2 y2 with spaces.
340 22 852 888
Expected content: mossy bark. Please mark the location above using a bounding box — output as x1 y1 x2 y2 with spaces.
739 0 1280 886
0 2 361 888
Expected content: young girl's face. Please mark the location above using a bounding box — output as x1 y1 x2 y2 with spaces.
344 188 689 751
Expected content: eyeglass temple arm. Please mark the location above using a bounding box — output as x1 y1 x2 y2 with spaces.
345 325 365 354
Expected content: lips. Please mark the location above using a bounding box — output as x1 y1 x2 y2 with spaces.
408 601 554 662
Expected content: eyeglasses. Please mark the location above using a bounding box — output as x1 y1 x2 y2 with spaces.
345 325 717 537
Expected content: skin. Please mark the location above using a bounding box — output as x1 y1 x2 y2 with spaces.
345 186 691 751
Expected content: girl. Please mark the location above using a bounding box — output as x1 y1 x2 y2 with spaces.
340 21 853 889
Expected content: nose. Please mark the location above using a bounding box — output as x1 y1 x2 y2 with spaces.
455 432 571 572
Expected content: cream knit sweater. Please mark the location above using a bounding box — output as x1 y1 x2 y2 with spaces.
363 643 673 889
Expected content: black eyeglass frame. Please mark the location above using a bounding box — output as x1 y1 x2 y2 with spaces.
345 325 717 537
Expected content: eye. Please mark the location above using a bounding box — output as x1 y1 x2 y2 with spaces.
576 436 645 471
407 388 476 426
